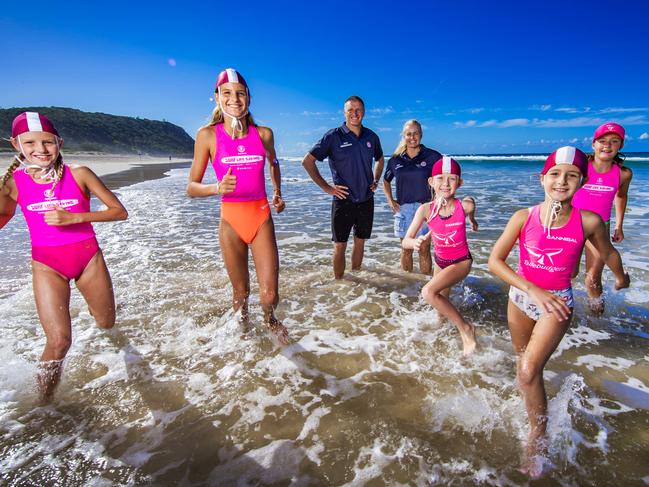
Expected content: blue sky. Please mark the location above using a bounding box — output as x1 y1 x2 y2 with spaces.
2 0 648 155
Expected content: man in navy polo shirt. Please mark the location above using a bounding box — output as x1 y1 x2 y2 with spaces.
302 95 384 279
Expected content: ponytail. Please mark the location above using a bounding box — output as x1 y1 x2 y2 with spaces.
1 156 21 188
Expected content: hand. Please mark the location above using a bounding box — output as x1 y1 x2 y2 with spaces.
370 180 379 192
615 272 630 290
218 167 236 195
528 286 571 321
388 200 401 214
44 205 78 226
327 184 349 199
612 226 625 243
413 232 431 252
272 194 285 213
470 218 479 231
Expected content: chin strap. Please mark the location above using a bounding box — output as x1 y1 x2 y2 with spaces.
427 195 448 221
543 199 563 237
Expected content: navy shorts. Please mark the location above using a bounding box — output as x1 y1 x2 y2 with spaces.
331 197 374 243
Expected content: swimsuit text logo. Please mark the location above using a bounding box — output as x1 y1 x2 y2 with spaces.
582 183 614 193
27 199 79 213
221 155 264 165
43 189 55 200
237 145 246 153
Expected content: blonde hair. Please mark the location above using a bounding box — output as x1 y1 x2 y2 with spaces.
393 119 423 156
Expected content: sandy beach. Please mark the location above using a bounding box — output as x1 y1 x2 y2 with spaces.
0 152 192 189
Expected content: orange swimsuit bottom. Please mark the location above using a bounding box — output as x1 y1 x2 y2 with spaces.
220 198 271 244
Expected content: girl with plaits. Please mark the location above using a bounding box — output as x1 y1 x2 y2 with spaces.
0 112 128 401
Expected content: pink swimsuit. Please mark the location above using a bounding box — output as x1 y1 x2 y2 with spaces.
427 199 471 265
14 166 99 280
518 205 584 290
571 161 620 223
212 124 267 202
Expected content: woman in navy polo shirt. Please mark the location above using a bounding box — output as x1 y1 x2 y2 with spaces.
383 120 441 273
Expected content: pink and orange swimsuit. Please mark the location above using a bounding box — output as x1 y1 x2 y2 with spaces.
427 199 472 269
571 161 620 224
212 124 269 243
14 165 99 280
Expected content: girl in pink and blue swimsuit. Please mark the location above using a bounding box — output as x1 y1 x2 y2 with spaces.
402 156 479 356
488 146 630 475
0 112 128 401
572 122 633 313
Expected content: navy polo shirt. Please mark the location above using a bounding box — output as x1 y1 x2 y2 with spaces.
309 123 383 203
384 145 442 204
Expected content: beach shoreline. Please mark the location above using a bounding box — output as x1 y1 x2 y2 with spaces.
0 152 192 189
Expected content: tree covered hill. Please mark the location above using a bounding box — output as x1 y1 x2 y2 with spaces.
0 107 194 156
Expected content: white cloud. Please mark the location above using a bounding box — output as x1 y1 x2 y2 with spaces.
301 111 336 117
167 58 177 67
640 132 649 140
598 107 648 114
376 127 393 132
454 120 477 128
368 106 394 114
530 104 552 111
500 118 529 128
570 138 579 143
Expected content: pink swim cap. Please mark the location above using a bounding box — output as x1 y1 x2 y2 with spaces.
593 122 625 144
215 68 249 92
431 156 461 177
11 112 59 138
541 146 588 178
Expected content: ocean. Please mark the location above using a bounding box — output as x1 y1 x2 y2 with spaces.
1 155 648 485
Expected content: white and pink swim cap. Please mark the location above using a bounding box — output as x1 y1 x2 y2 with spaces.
215 68 249 93
431 156 461 178
541 146 588 178
12 112 59 138
593 122 625 145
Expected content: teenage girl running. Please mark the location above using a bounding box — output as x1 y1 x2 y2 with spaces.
572 122 633 313
402 156 479 356
488 146 630 475
0 112 128 401
187 68 288 345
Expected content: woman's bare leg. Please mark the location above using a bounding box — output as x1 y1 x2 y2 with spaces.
32 261 72 401
507 300 571 476
75 250 115 329
220 219 251 330
251 217 288 345
421 259 476 355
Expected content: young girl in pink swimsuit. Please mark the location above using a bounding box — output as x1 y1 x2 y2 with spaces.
488 146 630 476
0 112 128 401
187 68 288 345
571 123 633 313
402 156 479 356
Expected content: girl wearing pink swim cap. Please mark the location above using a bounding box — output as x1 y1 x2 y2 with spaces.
488 146 629 476
187 68 288 345
402 156 479 356
1 112 128 402
571 122 633 314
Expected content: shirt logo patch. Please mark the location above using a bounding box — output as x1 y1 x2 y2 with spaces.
420 161 427 167
435 231 457 245
366 141 372 148
340 142 353 148
525 245 563 265
395 164 403 170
